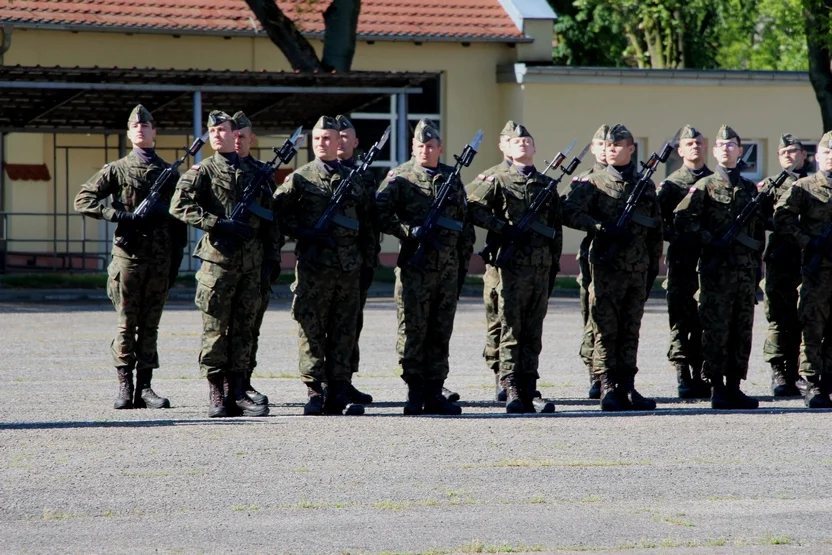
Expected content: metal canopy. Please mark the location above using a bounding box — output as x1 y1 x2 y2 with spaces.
0 65 435 134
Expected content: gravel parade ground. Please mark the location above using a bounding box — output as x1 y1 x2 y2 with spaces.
1 296 830 554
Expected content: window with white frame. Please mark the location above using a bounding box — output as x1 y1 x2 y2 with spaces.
740 140 764 181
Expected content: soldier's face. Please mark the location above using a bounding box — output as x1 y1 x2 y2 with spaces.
590 139 607 164
313 129 339 161
412 138 443 167
338 128 359 159
678 136 705 163
235 127 256 158
816 147 832 172
209 122 238 154
605 140 634 166
499 136 510 159
713 140 740 167
127 121 156 149
778 146 806 171
508 136 535 165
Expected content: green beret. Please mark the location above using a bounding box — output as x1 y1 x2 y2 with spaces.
335 114 354 131
207 110 236 130
313 116 340 131
716 125 740 146
414 118 441 143
503 123 533 140
500 120 519 137
820 131 832 149
232 111 252 131
605 123 632 142
779 133 803 149
593 124 610 141
679 125 702 140
127 104 154 126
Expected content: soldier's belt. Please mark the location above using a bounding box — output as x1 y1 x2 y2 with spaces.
332 214 360 231
630 213 660 228
437 216 464 232
530 221 558 239
735 232 762 252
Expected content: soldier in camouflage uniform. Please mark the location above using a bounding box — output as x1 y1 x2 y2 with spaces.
336 114 377 406
657 125 712 399
375 119 475 415
273 116 376 416
674 125 763 410
467 122 560 413
170 110 278 418
565 124 609 400
760 134 808 397
75 105 181 410
563 124 661 412
773 131 832 408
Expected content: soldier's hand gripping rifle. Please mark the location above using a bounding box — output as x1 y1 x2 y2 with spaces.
406 130 484 269
597 130 681 263
114 132 208 251
211 126 303 252
299 126 391 262
478 139 586 268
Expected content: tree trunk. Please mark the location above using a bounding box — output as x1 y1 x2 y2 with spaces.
805 5 832 132
245 0 321 72
322 0 361 71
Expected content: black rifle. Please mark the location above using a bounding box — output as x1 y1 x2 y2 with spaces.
478 139 587 268
114 132 208 251
300 126 391 261
406 130 484 269
597 130 681 263
212 126 303 252
802 221 832 278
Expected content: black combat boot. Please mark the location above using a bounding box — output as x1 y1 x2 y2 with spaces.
303 382 325 415
522 375 555 413
803 375 832 408
323 381 365 415
223 375 242 416
231 374 269 417
207 374 228 418
495 373 507 402
588 371 601 400
442 386 460 403
501 374 525 414
623 373 656 411
345 381 373 405
676 363 697 399
403 378 425 415
133 368 170 409
424 380 462 415
244 372 269 406
599 372 630 412
688 361 712 398
714 377 758 410
771 362 800 397
114 367 134 410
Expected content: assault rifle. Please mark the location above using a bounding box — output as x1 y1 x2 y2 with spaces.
405 130 484 269
477 139 587 269
299 126 391 261
597 129 681 263
211 126 303 252
114 132 208 251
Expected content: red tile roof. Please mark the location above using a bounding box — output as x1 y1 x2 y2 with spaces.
2 0 526 42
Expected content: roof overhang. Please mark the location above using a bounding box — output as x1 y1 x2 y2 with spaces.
0 65 439 134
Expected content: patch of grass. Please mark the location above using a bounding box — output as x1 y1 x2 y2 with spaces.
528 495 546 504
762 535 793 545
293 499 323 509
581 495 601 503
42 508 81 520
705 537 727 546
655 513 694 527
373 500 407 511
232 505 260 512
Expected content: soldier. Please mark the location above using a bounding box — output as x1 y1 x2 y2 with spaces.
273 116 376 416
566 124 609 400
335 114 377 406
232 111 279 407
773 132 832 408
170 110 277 418
761 134 808 397
467 122 560 413
375 119 475 415
674 125 763 410
75 105 181 410
657 125 712 399
562 124 661 412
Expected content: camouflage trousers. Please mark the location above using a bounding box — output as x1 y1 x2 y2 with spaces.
797 267 832 379
665 261 702 367
395 262 459 383
698 267 756 382
249 281 273 375
588 264 648 378
194 261 261 378
763 261 801 368
577 251 595 371
291 260 359 383
498 265 550 380
349 278 372 375
482 264 501 374
106 256 171 371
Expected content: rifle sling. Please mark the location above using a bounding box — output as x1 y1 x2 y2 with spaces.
332 213 360 231
735 232 762 252
436 216 464 232
630 213 659 229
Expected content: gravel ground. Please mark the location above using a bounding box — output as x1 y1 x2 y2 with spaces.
1 297 830 554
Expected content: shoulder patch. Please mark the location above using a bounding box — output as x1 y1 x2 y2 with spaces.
477 173 486 180
387 171 396 177
658 181 665 188
486 176 495 182
571 176 579 182
283 175 291 183
190 164 201 170
102 164 109 169
688 186 698 193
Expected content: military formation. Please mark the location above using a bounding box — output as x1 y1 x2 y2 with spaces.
75 104 832 416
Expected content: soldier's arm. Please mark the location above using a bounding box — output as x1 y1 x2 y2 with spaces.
673 182 709 242
758 178 777 231
74 165 121 222
648 191 664 266
169 166 221 231
561 179 600 231
465 174 505 233
272 173 302 239
359 181 379 269
549 193 564 273
773 185 809 248
374 175 409 239
656 180 681 239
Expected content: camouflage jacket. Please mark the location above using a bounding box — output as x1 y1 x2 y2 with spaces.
170 152 280 271
376 160 475 271
759 168 806 264
773 171 832 269
274 159 376 271
674 166 766 270
341 156 380 266
562 164 663 272
467 162 563 269
74 150 186 261
564 161 606 259
658 165 712 265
